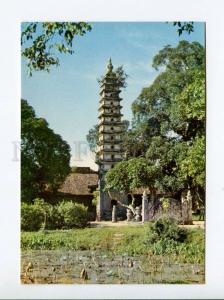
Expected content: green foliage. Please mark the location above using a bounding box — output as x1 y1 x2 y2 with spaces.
21 200 45 231
152 40 204 72
57 201 89 229
86 124 99 153
105 161 130 193
105 157 160 204
21 99 71 202
130 41 205 202
21 22 92 75
145 217 188 244
21 200 90 231
170 69 205 140
172 22 194 36
133 41 205 136
122 121 154 159
180 136 205 188
114 65 129 88
92 190 99 207
21 225 204 264
145 137 188 193
127 158 158 190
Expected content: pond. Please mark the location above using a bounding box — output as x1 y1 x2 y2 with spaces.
21 250 205 284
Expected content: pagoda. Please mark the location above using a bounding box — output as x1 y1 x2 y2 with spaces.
96 59 125 220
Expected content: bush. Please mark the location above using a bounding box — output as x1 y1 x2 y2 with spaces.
146 217 188 244
57 201 90 229
21 199 90 231
46 204 64 230
21 201 45 231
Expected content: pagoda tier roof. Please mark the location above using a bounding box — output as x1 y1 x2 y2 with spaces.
99 131 124 135
98 121 123 126
100 86 121 90
98 113 123 118
102 70 117 76
98 105 122 111
100 81 120 87
104 69 117 76
100 96 122 101
99 89 121 95
100 98 122 104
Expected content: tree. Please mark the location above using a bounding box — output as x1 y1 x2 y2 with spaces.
146 136 187 195
86 124 99 153
21 22 92 75
169 69 205 140
105 158 159 214
21 99 71 202
123 116 161 159
172 22 194 36
180 136 205 190
132 41 205 139
129 41 205 206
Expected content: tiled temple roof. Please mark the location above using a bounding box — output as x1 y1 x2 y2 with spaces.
58 168 98 196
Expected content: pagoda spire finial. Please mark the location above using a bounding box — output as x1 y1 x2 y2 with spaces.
107 58 113 73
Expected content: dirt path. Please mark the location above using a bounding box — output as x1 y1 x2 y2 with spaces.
90 220 205 229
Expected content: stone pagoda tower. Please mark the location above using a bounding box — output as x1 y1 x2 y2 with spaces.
96 59 125 220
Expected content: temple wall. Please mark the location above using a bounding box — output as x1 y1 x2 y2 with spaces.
97 187 128 221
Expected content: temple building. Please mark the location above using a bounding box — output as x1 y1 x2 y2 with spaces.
96 59 126 220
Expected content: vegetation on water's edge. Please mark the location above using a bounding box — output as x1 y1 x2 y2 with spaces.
21 225 204 264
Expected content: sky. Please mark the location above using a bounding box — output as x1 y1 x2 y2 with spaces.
21 22 205 170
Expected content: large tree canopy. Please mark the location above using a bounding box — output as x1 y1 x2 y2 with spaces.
105 158 159 204
21 99 71 202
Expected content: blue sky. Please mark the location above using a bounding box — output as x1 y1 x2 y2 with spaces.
21 22 205 170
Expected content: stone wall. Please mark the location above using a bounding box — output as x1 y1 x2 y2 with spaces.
141 191 193 224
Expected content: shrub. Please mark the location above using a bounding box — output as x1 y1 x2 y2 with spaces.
46 204 63 230
146 217 188 244
21 199 90 231
21 201 45 231
57 201 90 229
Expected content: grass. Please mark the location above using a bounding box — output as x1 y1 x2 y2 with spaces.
21 225 205 264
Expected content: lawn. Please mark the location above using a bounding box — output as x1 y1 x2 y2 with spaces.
21 224 204 264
